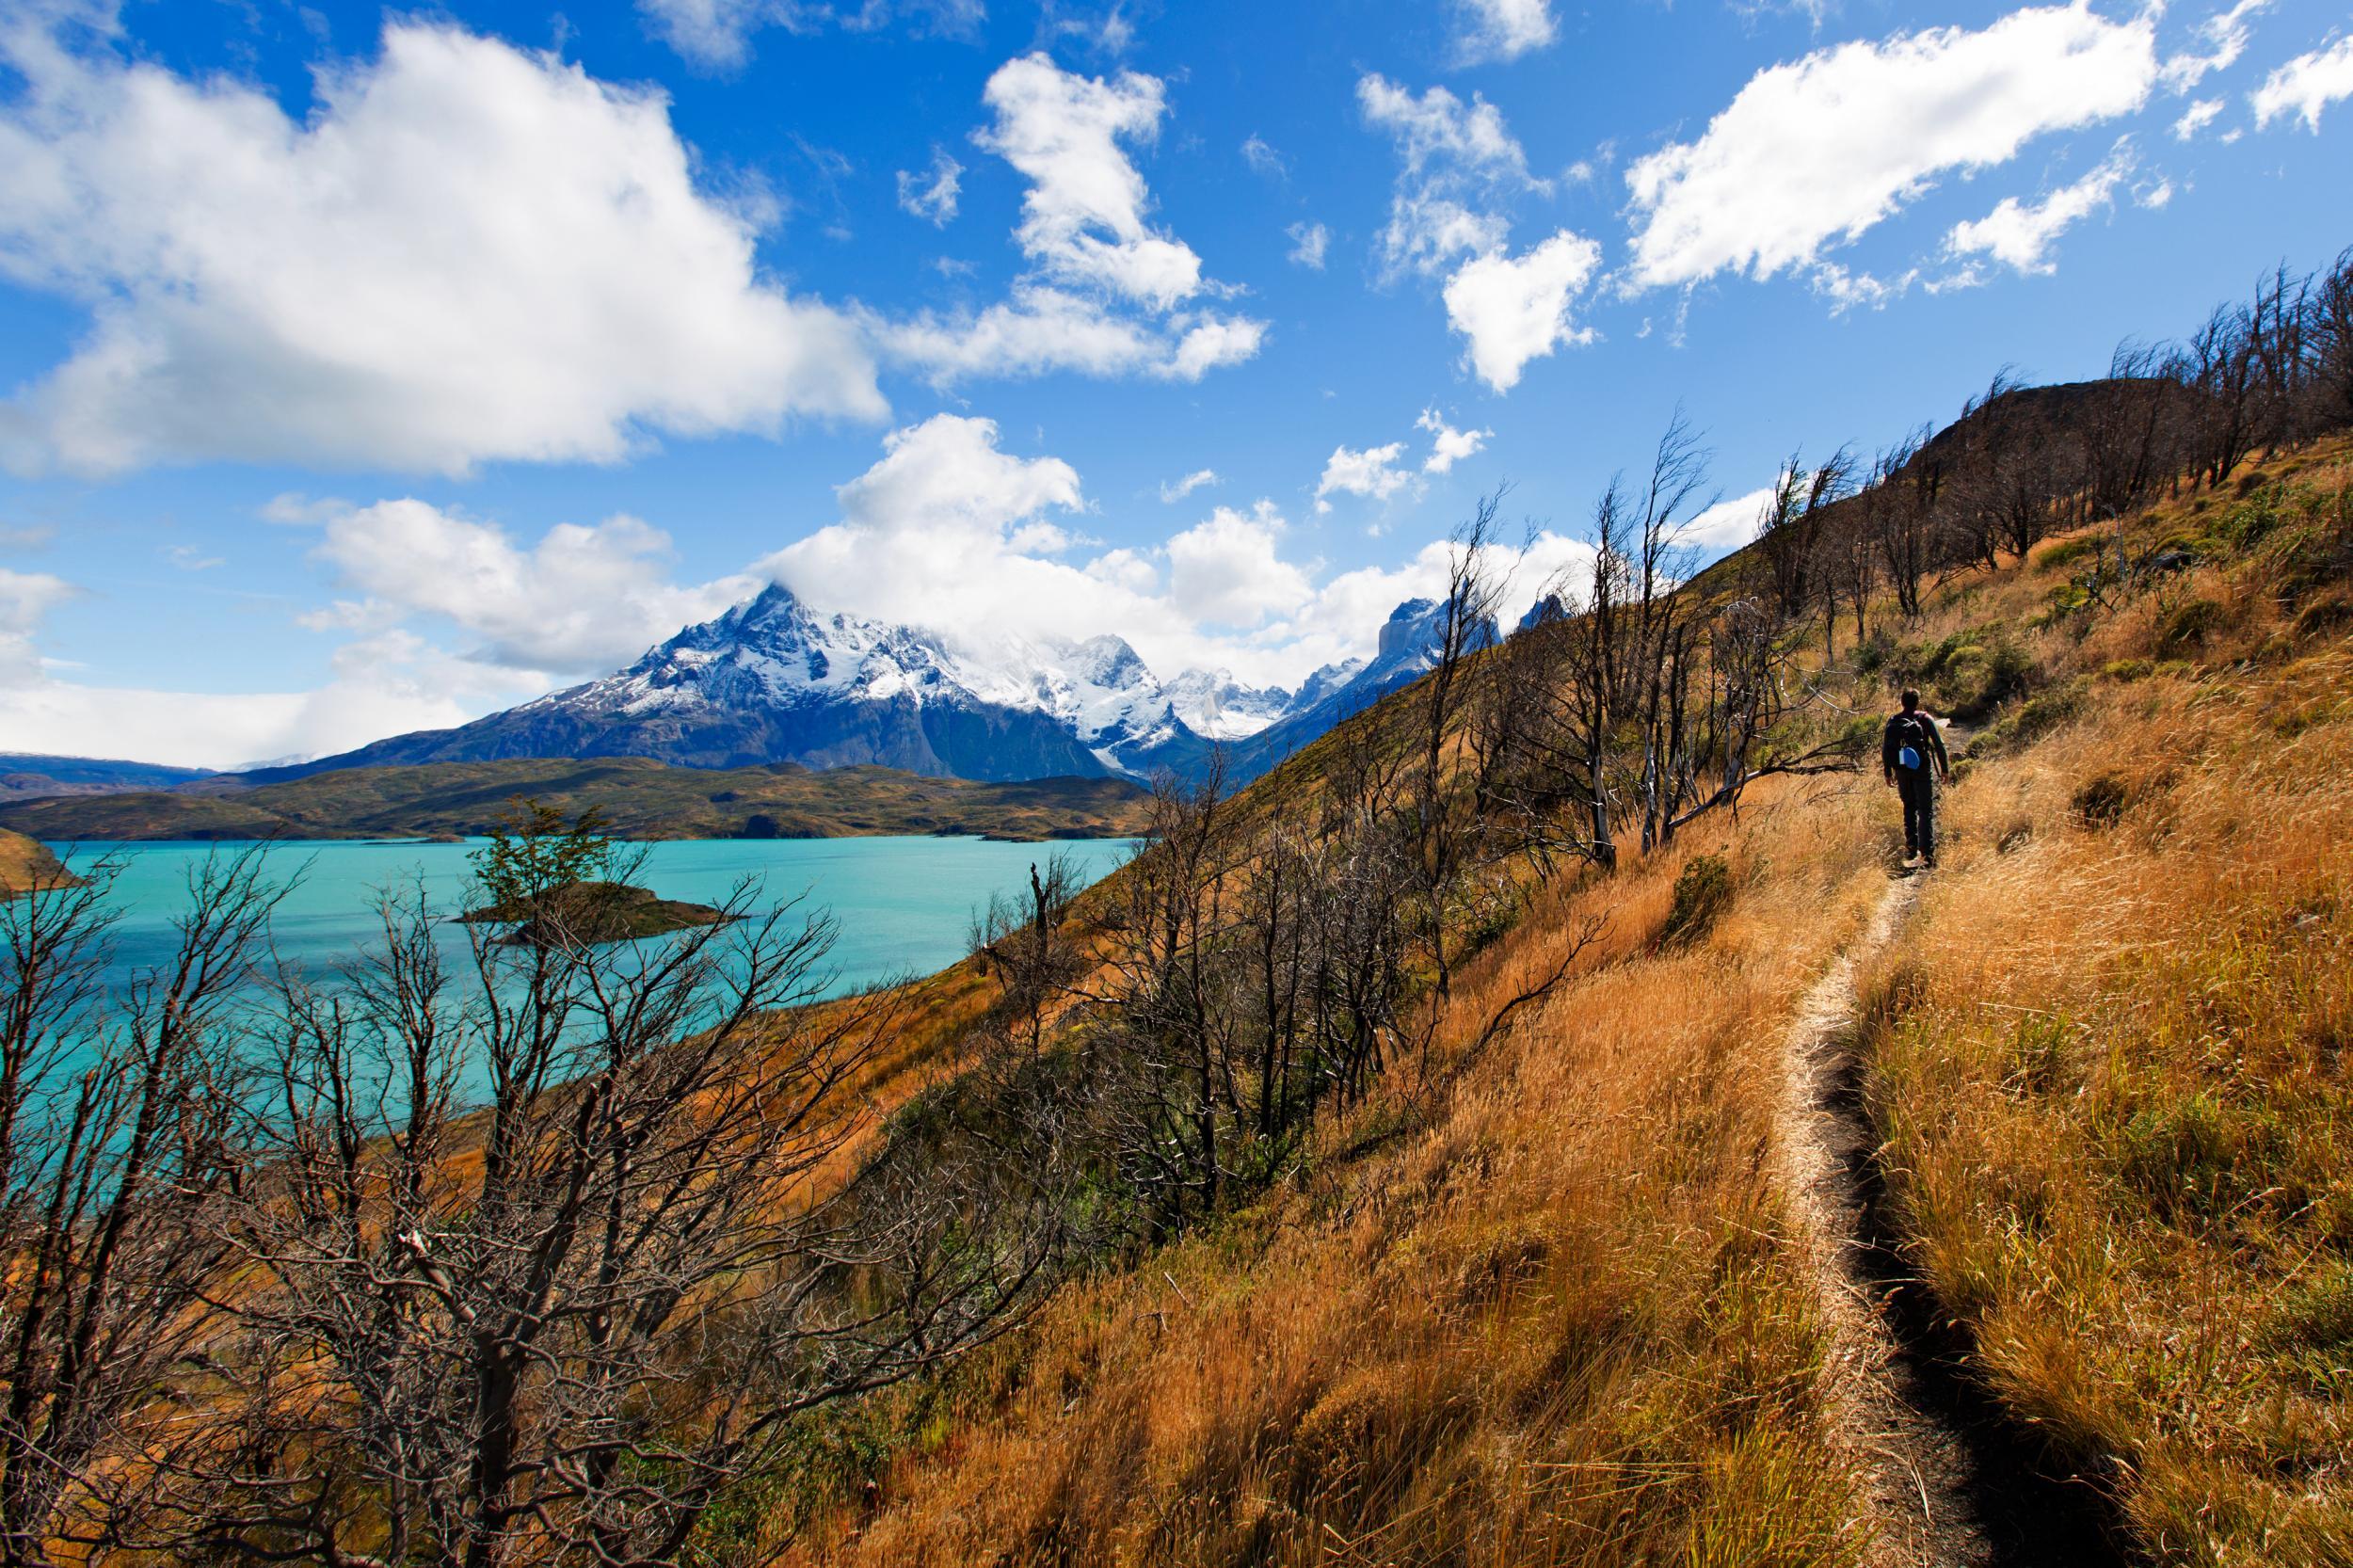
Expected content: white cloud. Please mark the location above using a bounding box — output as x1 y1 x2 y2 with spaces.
638 0 984 71
2252 34 2353 131
1683 487 1777 554
0 17 885 478
1452 0 1558 64
1165 503 1314 626
1357 74 1540 280
1287 221 1332 270
878 284 1264 384
1812 262 1920 312
2158 0 2269 92
1945 140 2135 274
886 55 1265 385
897 148 964 226
1623 5 2157 292
311 501 756 674
1417 408 1491 472
973 53 1200 310
0 675 510 774
1241 134 1287 178
0 567 76 680
1314 441 1417 514
0 558 541 771
2174 96 2226 138
1442 231 1603 392
1159 468 1219 503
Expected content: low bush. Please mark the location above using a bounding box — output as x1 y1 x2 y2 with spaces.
1661 854 1734 947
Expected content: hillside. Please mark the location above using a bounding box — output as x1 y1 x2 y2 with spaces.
0 827 79 897
730 448 2353 1561
0 752 216 801
0 757 1151 842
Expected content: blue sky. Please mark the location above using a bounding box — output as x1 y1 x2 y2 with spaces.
1 0 2348 768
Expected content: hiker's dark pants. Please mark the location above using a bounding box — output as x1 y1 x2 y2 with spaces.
1897 767 1937 860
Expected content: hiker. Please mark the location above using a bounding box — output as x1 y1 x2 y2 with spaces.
1882 689 1952 869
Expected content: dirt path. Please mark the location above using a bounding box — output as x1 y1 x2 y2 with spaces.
1774 876 2121 1568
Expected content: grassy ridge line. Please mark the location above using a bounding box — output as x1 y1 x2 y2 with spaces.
1855 443 2353 1560
0 757 1152 843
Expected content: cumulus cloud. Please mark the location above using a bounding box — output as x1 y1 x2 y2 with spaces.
309 501 757 675
1160 468 1219 503
897 148 964 225
973 54 1200 309
1417 408 1491 472
2252 34 2353 131
1442 231 1603 392
638 0 985 71
1314 442 1417 514
1165 503 1314 626
0 16 885 478
1945 140 2135 275
883 55 1266 385
1623 5 2157 292
1451 0 1558 64
1357 74 1540 280
1287 221 1332 270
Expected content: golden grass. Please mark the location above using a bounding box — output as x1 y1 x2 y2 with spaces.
0 826 80 897
1857 456 2353 1562
758 775 1901 1566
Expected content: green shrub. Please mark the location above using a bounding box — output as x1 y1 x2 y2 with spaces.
2072 774 2132 826
1662 854 1735 947
1983 679 2085 752
2101 659 2154 682
2157 597 2228 653
2038 536 2101 571
2117 1093 2237 1216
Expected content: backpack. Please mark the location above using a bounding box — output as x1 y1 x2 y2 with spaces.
1892 712 1933 773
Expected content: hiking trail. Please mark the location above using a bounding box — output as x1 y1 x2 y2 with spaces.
1774 875 2121 1568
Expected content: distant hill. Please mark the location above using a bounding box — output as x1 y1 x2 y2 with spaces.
0 752 216 801
0 758 1151 843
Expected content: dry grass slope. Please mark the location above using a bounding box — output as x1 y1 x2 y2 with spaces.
1858 444 2353 1563
757 782 1908 1566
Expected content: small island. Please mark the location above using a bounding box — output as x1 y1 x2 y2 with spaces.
0 828 83 900
456 880 731 947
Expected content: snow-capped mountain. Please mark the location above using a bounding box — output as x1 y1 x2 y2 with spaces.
1223 597 1498 779
247 583 1486 790
1161 669 1294 741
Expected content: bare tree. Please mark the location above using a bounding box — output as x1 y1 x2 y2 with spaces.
113 814 1050 1568
0 851 279 1568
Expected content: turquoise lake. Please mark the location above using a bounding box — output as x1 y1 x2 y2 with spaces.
43 836 1140 999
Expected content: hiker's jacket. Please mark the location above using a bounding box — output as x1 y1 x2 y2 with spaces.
1881 710 1950 776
